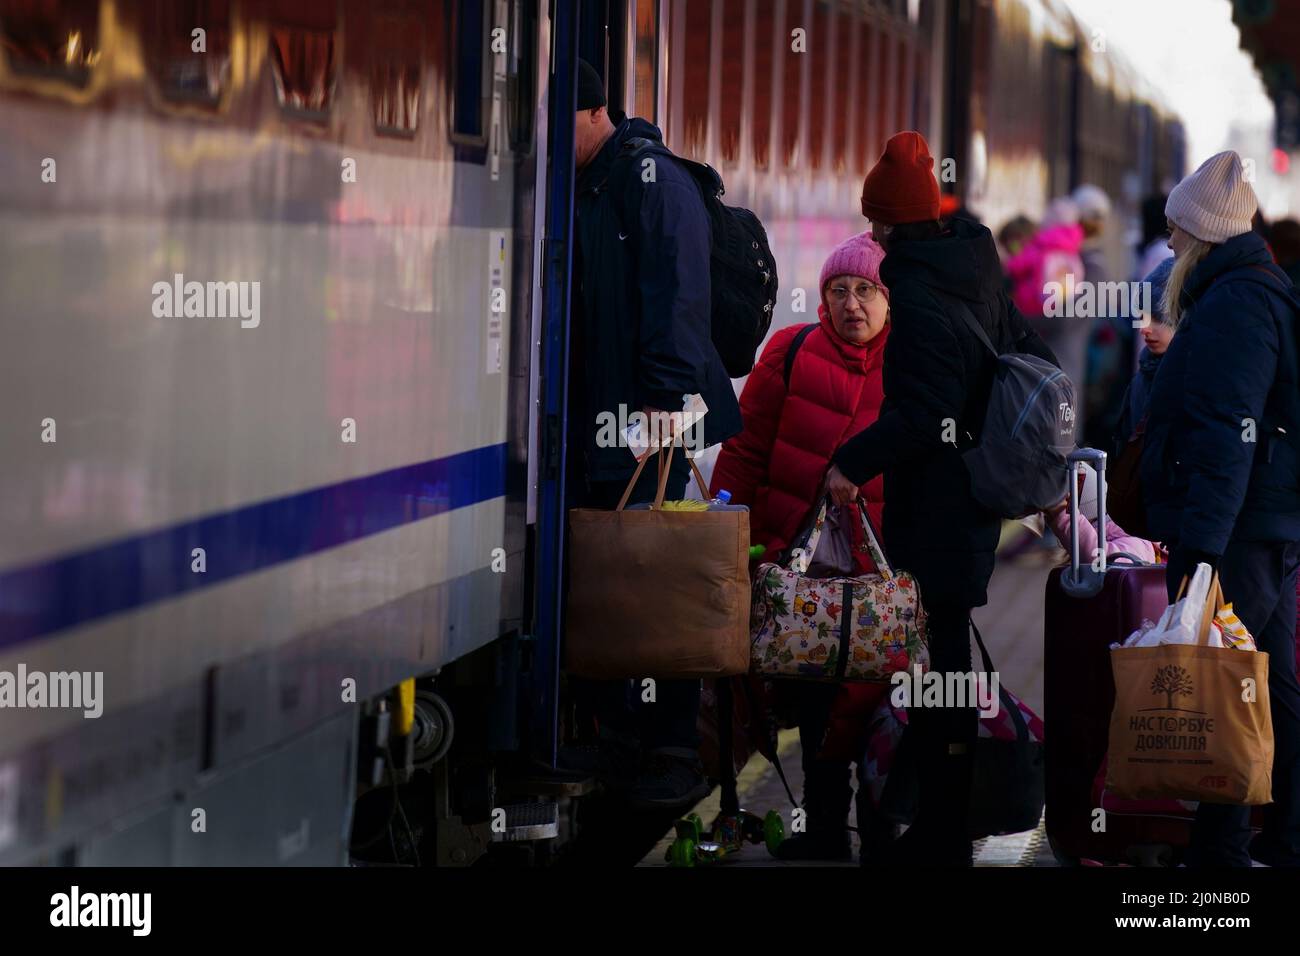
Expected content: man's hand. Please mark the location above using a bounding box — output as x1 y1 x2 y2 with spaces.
642 406 680 447
825 463 860 507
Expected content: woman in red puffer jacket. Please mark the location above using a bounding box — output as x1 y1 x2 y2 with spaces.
711 231 893 861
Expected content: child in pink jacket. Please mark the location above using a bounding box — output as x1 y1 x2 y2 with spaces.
1044 462 1163 564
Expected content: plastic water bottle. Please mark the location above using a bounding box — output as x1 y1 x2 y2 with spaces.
710 489 732 507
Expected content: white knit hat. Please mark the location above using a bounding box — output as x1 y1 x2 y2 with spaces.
1072 184 1111 222
1165 151 1258 244
1042 197 1079 227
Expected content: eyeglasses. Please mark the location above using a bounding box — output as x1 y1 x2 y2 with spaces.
828 282 882 305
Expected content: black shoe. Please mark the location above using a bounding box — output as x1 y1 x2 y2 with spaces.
773 830 852 862
627 748 711 811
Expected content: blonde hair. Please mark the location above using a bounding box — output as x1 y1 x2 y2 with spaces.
1161 236 1216 328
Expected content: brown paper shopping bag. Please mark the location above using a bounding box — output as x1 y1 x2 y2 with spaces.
1106 575 1273 804
564 444 751 679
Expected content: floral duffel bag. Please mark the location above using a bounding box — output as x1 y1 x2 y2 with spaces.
750 497 928 680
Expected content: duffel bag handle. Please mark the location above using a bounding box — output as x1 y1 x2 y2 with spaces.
785 495 894 580
854 498 893 581
616 442 711 511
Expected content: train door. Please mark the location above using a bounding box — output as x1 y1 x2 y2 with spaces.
529 0 645 767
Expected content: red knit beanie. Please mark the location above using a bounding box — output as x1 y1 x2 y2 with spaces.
860 131 942 225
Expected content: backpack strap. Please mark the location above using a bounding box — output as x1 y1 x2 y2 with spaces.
948 296 1001 359
782 323 817 388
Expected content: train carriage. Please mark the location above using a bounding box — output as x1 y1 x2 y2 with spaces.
0 0 1183 867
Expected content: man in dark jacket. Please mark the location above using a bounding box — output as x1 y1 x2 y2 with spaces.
566 61 742 811
1141 150 1300 867
826 131 1057 865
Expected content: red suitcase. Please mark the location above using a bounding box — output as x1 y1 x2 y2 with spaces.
1044 448 1179 865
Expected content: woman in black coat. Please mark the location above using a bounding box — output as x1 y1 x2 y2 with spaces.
1140 150 1300 867
826 132 1057 865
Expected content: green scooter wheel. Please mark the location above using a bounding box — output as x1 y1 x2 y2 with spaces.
667 837 698 868
763 809 785 856
683 813 704 842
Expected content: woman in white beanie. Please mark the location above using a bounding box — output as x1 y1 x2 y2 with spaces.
1140 149 1300 867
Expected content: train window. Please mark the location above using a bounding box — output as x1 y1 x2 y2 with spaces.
873 26 893 168
0 0 100 87
831 7 854 173
451 0 487 143
751 0 774 170
854 17 875 170
632 0 657 122
896 34 912 130
144 0 232 105
679 0 710 157
807 0 830 171
506 0 536 150
371 13 422 136
912 42 930 138
780 0 802 167
717 0 743 165
269 0 338 120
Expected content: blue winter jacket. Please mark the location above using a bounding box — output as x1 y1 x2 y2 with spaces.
1140 230 1300 554
571 116 742 482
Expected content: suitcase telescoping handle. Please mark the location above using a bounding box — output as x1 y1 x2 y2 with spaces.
1062 448 1154 598
1062 447 1109 599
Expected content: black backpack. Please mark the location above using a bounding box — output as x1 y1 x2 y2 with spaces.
607 137 778 378
948 297 1077 518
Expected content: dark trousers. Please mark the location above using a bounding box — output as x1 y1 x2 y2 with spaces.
792 682 853 826
908 602 978 838
570 454 701 751
1167 540 1300 866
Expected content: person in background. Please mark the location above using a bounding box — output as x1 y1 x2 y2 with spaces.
825 130 1058 866
567 59 741 811
1072 184 1114 285
1141 150 1300 867
1271 218 1300 287
710 232 893 862
997 215 1037 262
1073 184 1131 450
1135 193 1175 281
1006 198 1088 434
1114 257 1175 458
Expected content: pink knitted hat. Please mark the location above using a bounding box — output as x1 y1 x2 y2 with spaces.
819 231 888 304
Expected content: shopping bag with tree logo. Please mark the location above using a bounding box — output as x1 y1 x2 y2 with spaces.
1105 566 1273 804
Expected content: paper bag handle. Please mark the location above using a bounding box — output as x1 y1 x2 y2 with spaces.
1172 569 1225 646
615 443 710 511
